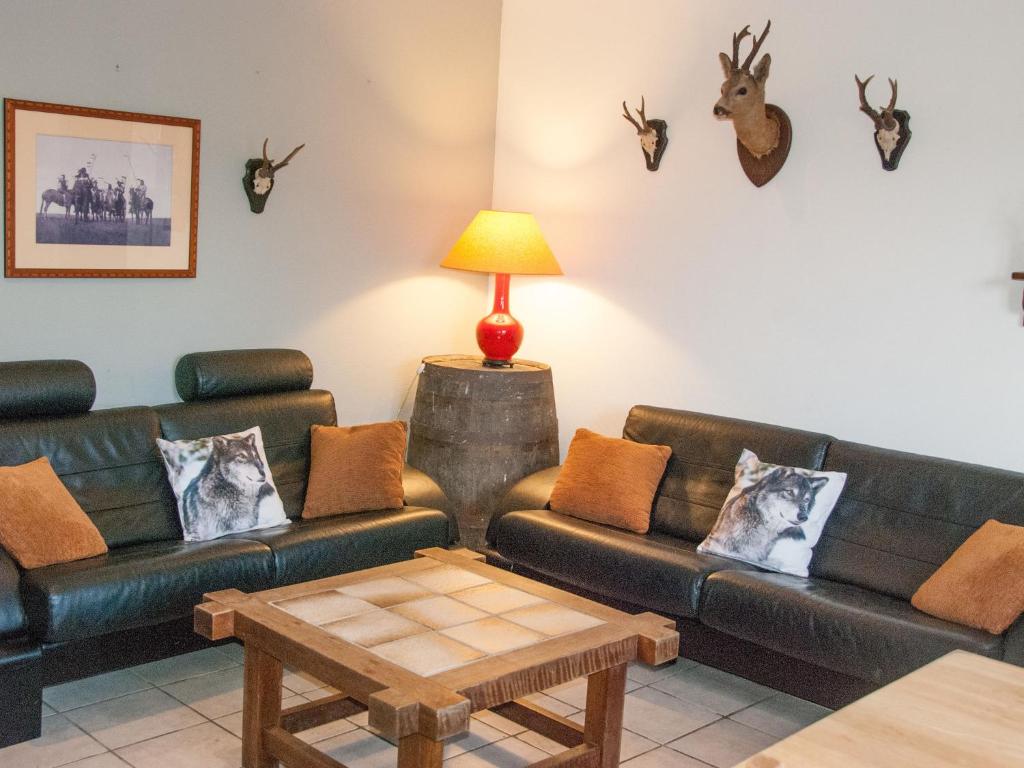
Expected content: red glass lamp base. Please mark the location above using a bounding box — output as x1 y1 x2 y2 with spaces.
476 273 523 367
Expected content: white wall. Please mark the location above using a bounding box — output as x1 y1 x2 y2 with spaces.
0 0 499 420
493 0 1024 471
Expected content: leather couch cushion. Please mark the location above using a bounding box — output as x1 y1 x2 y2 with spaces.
175 349 314 402
233 507 451 586
156 390 337 519
911 520 1024 634
0 458 107 568
21 539 275 643
0 360 95 418
623 406 833 543
701 570 1003 684
815 441 1024 601
303 422 407 518
0 407 181 548
0 550 27 639
490 508 754 618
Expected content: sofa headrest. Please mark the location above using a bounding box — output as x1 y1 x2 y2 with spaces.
175 349 314 402
0 360 96 418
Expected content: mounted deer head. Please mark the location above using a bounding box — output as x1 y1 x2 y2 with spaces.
855 74 911 171
622 96 669 171
243 138 305 213
715 21 778 158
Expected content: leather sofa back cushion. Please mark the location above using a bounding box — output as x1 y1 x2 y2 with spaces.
0 457 108 568
548 428 671 534
175 349 314 402
623 406 833 542
302 421 407 519
0 406 181 548
816 441 1024 600
911 520 1024 634
0 360 96 418
155 390 337 519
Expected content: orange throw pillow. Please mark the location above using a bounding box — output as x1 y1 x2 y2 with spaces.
302 422 407 519
548 428 671 534
911 519 1024 634
0 457 108 569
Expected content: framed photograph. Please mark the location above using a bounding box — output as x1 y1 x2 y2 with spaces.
4 99 200 278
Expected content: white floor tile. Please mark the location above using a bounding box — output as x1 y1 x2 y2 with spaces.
627 659 697 686
515 729 563 756
282 668 327 694
63 687 205 749
0 714 106 768
43 670 151 712
161 665 258 719
216 642 245 663
667 719 777 768
315 728 398 768
443 718 507 759
115 721 241 768
730 694 831 739
622 688 720 744
444 736 550 768
213 693 307 739
543 676 641 710
566 715 662 761
520 692 578 717
622 745 714 768
131 648 238 686
42 701 57 717
59 753 133 768
651 664 774 716
471 710 527 736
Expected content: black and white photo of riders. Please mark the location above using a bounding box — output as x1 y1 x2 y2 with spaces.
35 134 172 247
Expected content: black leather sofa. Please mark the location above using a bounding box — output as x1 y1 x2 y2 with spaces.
483 405 1024 708
0 350 455 747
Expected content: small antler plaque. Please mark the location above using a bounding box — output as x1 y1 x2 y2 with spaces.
621 96 669 171
855 75 911 171
243 138 305 213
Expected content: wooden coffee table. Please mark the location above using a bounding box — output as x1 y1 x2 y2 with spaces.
195 548 678 768
736 650 1024 768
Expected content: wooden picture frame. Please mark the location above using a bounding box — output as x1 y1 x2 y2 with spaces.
4 99 200 278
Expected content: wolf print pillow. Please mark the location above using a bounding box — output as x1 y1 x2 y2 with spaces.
697 449 846 577
157 426 289 542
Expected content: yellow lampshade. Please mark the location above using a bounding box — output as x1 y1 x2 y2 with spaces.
441 210 562 276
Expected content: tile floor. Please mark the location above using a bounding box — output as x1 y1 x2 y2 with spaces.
0 645 831 768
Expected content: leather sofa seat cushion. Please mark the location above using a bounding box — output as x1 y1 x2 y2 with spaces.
233 507 451 587
0 550 27 639
490 509 754 618
623 406 833 543
21 539 276 644
700 570 1003 685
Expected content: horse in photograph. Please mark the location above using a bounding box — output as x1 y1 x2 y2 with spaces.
130 187 153 224
72 176 92 223
39 188 72 217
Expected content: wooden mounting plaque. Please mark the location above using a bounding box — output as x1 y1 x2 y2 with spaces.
737 104 792 188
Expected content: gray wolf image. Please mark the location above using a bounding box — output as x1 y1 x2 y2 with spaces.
181 433 271 540
703 467 829 564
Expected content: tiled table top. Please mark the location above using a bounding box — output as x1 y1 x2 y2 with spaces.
270 564 605 677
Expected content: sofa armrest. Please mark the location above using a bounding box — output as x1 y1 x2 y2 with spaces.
402 465 449 512
486 465 562 545
0 549 27 640
1004 615 1024 666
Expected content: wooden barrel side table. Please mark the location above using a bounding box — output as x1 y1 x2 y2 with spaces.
408 355 559 550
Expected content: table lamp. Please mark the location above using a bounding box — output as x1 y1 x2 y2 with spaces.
441 210 562 367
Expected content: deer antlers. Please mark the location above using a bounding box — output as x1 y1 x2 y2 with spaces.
622 97 651 134
855 75 899 130
260 138 306 177
729 20 771 72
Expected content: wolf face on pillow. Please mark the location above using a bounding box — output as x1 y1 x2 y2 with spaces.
702 467 830 566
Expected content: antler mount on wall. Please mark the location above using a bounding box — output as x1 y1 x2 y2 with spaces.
622 96 669 171
715 20 792 187
243 138 305 213
855 75 911 171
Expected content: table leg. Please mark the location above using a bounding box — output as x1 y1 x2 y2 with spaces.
242 645 284 768
584 663 627 768
397 733 444 768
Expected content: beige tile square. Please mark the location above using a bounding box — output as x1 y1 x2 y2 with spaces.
451 583 546 614
323 610 429 647
404 564 492 594
391 595 489 629
213 694 306 738
316 728 398 768
115 722 241 768
666 718 777 767
132 647 239 686
444 736 550 768
63 687 205 749
43 669 150 712
272 591 377 624
337 577 434 607
371 632 485 676
0 714 105 768
160 665 252 719
60 754 133 768
442 618 546 655
502 603 604 637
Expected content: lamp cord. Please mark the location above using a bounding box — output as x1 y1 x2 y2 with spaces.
396 363 425 423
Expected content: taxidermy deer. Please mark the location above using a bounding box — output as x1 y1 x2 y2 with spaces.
622 96 669 171
714 20 792 186
243 139 305 213
855 74 911 171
